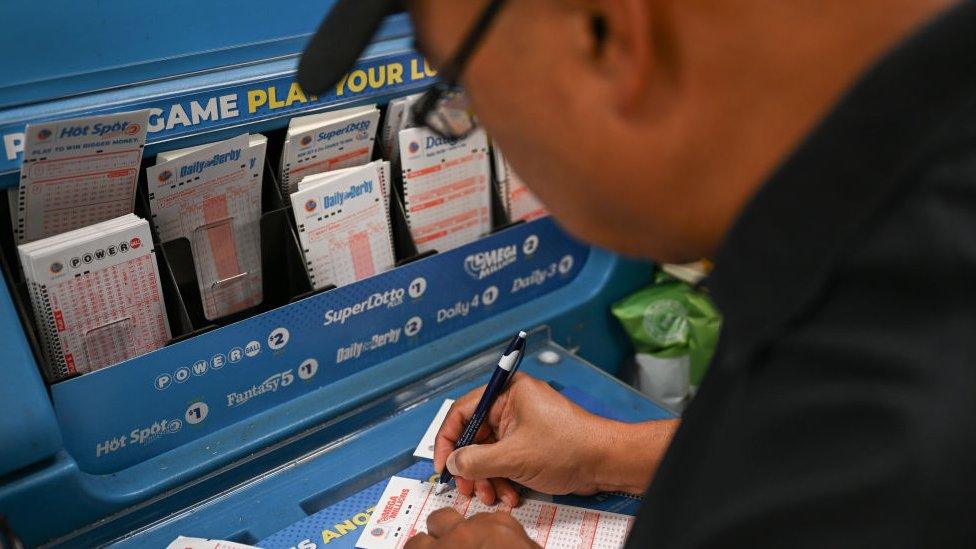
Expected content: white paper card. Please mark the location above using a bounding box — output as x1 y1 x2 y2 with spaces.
18 214 170 381
147 134 264 320
291 162 395 289
279 105 380 196
493 147 547 222
356 476 634 549
398 127 492 253
413 399 455 459
17 110 149 243
165 536 261 549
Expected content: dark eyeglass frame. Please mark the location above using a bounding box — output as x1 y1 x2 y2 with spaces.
410 0 509 139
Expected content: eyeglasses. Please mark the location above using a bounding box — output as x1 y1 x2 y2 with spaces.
410 0 509 139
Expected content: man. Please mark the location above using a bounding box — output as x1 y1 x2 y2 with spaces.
299 0 976 546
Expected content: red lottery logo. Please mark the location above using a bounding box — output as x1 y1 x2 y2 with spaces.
130 237 142 249
300 135 313 147
38 129 52 140
304 199 317 212
158 170 173 182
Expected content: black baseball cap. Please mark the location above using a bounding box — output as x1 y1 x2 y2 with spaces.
297 0 403 95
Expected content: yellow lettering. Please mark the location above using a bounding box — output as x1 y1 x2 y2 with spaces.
286 82 308 106
335 74 349 97
246 89 267 114
388 63 404 85
268 86 286 109
410 59 424 81
334 519 357 535
321 529 340 544
347 70 368 93
423 59 437 78
367 66 386 89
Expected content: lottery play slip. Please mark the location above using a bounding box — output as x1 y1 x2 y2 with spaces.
148 134 266 320
279 105 380 196
16 110 149 243
291 161 395 290
379 93 422 164
398 127 492 254
357 477 634 549
18 214 170 382
494 147 548 222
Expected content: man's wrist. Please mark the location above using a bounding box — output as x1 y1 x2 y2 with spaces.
589 418 680 494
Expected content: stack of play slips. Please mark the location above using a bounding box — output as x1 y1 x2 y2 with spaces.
290 161 395 290
278 104 380 196
493 147 547 222
147 134 266 320
398 127 492 253
380 93 423 164
18 214 170 382
16 110 150 243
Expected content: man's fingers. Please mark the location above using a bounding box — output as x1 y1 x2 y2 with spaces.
433 388 484 473
455 475 475 497
490 477 521 507
447 442 518 481
426 508 464 538
474 478 496 505
403 532 435 549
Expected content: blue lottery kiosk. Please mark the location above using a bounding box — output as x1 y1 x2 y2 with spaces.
0 2 672 547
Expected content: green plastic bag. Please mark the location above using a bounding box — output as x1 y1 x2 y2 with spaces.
612 272 721 386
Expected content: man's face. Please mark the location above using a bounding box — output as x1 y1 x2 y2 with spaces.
407 0 679 259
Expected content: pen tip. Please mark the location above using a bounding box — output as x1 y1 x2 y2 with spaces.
434 483 451 495
518 330 527 339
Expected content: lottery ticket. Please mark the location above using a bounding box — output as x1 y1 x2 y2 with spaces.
165 536 260 549
412 399 455 460
494 147 547 222
356 476 634 549
299 159 391 215
279 105 380 196
398 127 492 254
291 162 395 290
16 110 149 243
18 214 170 382
148 134 264 320
380 93 423 163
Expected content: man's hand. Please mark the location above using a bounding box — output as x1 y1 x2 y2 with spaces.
434 373 680 505
403 508 539 549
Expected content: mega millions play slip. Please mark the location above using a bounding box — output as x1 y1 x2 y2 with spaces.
16 110 150 243
148 134 265 320
397 127 492 254
356 477 634 549
18 214 170 382
494 148 548 223
290 161 395 290
278 105 380 196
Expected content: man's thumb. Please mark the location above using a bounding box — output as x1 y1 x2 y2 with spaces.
446 443 515 480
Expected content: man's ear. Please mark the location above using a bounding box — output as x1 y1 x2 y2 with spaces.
591 0 661 115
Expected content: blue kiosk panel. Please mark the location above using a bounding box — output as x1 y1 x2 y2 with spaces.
0 2 664 547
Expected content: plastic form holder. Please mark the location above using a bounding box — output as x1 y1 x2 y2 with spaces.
189 216 263 321
82 316 135 371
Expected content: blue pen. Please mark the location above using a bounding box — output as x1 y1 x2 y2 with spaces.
435 330 527 494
